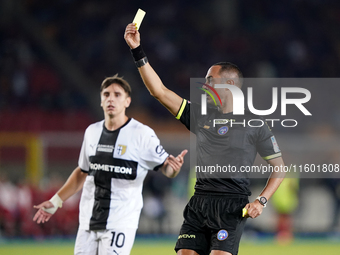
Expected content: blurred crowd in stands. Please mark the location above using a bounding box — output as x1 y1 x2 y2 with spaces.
0 22 93 132
1 0 340 130
0 169 175 238
0 174 80 238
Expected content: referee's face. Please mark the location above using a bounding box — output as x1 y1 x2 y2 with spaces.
205 66 238 106
100 83 131 118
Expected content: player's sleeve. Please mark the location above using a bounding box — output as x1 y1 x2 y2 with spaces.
256 122 282 161
78 130 90 173
175 99 199 133
139 129 169 171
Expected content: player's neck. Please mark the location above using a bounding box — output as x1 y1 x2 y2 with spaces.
105 114 129 131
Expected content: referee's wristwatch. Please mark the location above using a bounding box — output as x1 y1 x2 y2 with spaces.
256 196 267 208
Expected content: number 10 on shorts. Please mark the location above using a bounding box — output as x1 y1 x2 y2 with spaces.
111 231 125 249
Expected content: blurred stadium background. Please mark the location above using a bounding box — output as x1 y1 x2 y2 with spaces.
0 0 340 254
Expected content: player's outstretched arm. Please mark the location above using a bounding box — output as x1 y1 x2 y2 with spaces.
124 23 183 116
244 157 286 218
33 166 87 224
161 149 188 178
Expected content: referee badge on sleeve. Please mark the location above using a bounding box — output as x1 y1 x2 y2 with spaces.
270 136 280 153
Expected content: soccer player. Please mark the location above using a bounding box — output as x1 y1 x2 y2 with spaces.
33 74 188 255
125 23 286 255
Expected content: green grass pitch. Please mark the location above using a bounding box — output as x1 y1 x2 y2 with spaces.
0 239 339 255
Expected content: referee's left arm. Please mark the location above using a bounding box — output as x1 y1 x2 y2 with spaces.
245 157 286 218
260 157 286 200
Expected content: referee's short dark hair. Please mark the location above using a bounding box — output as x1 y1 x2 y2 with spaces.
213 62 243 88
101 74 131 96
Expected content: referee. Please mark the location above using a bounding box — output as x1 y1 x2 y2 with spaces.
125 23 286 255
33 74 187 255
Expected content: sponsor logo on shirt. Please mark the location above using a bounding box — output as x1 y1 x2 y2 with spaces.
90 163 132 174
155 145 167 157
97 144 114 153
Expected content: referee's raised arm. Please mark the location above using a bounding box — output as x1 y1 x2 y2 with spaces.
124 23 183 117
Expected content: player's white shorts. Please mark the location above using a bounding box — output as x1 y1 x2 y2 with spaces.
74 228 137 255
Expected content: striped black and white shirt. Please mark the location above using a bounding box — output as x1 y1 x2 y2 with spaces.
78 118 168 230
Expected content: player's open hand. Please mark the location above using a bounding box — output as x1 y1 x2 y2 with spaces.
124 23 140 49
33 201 54 224
243 200 264 219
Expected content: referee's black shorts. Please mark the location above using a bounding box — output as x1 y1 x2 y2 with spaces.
175 193 248 255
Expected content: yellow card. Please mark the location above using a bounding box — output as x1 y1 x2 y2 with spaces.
132 9 146 30
242 208 248 217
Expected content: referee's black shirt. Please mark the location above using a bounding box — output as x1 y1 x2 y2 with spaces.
176 99 282 196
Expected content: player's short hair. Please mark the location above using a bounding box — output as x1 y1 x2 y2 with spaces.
100 74 132 97
213 62 243 88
